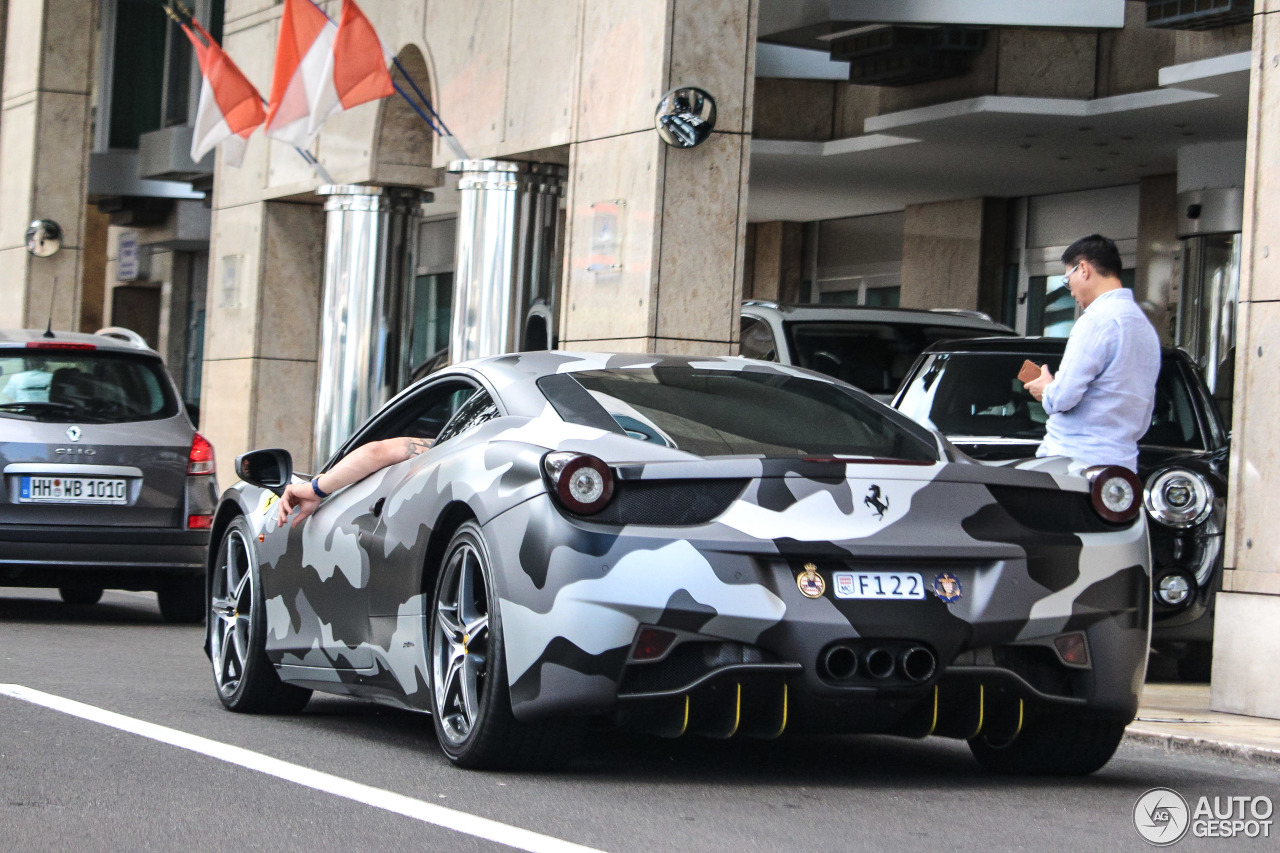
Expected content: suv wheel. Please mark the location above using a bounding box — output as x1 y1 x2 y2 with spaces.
58 586 104 606
157 575 205 623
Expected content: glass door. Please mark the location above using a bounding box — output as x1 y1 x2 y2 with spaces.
1176 233 1240 428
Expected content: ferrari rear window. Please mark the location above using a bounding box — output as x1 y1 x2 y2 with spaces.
553 367 938 461
0 350 178 423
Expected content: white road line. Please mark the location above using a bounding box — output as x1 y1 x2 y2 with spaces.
0 684 606 853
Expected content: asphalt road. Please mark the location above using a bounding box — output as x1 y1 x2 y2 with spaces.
3 587 1278 853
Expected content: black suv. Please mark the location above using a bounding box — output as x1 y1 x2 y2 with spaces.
893 337 1228 680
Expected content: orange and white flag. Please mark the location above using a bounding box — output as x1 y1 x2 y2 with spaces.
263 0 337 147
308 0 394 135
182 20 265 167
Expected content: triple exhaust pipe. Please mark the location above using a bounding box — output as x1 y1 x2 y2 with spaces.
821 642 937 684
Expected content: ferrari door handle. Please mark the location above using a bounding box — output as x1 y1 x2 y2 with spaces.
371 497 385 517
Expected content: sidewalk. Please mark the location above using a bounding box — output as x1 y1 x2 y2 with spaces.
1126 683 1280 766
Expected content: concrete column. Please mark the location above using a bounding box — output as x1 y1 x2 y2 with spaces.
1135 174 1179 343
313 185 425 468
448 161 565 363
1211 1 1280 720
900 198 1007 318
748 221 804 303
0 0 95 330
560 0 757 355
200 200 326 475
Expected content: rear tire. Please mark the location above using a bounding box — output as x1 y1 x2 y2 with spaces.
157 575 206 624
210 516 311 714
968 709 1128 776
58 585 104 606
428 521 576 769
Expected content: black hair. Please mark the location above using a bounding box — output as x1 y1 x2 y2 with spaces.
1061 234 1122 279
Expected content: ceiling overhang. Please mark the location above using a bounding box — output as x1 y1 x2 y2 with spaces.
760 0 1126 52
748 52 1250 222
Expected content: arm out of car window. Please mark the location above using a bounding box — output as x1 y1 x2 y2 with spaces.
276 437 433 527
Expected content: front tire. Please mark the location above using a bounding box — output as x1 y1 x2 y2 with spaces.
968 709 1128 776
428 521 574 769
210 515 311 714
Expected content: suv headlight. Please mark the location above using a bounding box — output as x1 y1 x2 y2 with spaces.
1144 468 1213 528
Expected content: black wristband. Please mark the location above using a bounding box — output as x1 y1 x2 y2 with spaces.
310 477 329 499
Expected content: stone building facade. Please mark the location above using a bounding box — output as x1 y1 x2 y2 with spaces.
0 0 1276 718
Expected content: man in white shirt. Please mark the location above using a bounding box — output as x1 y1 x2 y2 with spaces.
1023 234 1161 472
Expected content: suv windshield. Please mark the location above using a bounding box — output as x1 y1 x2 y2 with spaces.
0 350 179 423
555 367 938 461
896 352 1205 450
783 321 1007 395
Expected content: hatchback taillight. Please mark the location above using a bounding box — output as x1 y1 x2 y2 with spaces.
188 433 215 475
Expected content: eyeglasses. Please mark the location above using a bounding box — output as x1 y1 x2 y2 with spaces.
1061 262 1081 287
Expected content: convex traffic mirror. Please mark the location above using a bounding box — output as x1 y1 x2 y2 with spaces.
655 87 716 148
25 220 62 257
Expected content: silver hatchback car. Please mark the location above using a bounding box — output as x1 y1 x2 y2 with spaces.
0 328 217 621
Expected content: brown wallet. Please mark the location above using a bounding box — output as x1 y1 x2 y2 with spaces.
1017 359 1042 384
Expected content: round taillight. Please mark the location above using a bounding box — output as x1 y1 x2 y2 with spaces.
1086 465 1141 523
543 451 614 514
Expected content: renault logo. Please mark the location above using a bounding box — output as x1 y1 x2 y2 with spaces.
66 426 82 442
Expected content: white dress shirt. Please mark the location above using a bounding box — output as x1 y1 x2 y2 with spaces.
1037 287 1161 472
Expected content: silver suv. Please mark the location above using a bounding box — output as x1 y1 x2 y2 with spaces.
740 302 1016 399
0 328 217 621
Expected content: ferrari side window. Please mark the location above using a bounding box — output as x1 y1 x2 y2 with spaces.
434 390 500 445
378 383 476 442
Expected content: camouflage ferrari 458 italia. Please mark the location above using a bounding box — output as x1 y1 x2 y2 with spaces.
207 353 1150 775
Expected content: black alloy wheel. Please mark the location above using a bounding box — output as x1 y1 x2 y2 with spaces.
428 520 575 769
209 515 311 713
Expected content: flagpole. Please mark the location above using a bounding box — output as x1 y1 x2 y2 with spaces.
390 80 442 136
390 57 469 160
295 146 335 184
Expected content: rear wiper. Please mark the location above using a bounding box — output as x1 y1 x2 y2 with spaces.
0 401 77 412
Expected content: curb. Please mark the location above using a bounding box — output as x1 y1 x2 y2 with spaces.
1124 727 1280 767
